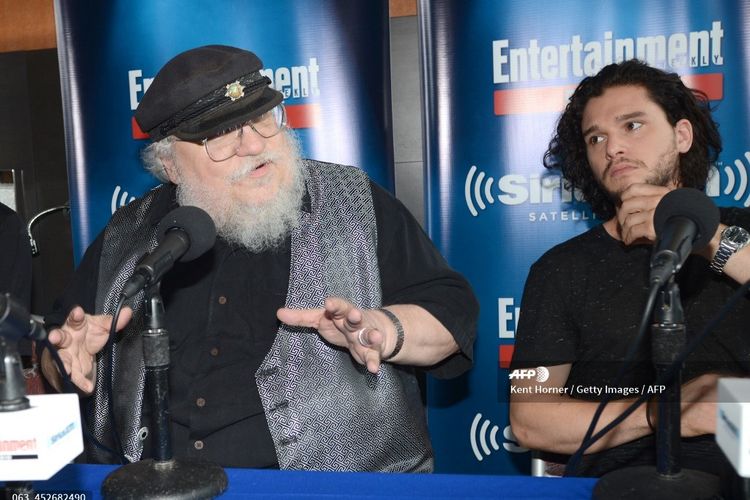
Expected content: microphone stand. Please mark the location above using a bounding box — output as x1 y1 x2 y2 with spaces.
1 337 29 412
0 336 36 498
593 278 719 498
101 283 227 499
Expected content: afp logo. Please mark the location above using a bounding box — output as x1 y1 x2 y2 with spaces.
706 153 750 207
508 366 549 382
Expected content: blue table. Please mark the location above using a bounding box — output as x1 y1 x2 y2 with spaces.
11 463 596 499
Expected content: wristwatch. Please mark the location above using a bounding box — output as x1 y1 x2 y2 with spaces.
709 225 750 274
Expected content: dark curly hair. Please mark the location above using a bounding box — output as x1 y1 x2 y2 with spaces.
543 59 722 220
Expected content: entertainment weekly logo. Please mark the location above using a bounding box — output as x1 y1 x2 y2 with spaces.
491 21 725 116
127 57 323 139
472 20 735 220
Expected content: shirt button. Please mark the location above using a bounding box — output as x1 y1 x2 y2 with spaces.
196 397 206 407
210 347 219 357
218 296 227 305
194 440 204 450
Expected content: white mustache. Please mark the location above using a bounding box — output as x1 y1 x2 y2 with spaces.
227 154 278 182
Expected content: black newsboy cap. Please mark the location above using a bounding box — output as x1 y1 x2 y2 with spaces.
134 45 283 141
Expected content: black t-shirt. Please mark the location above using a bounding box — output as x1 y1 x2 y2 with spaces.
511 207 750 478
49 181 478 468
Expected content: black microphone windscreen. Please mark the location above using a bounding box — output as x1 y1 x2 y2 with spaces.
156 206 217 262
653 188 720 249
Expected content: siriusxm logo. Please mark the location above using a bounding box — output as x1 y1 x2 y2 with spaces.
469 414 527 461
111 185 136 214
465 165 584 217
466 153 750 221
49 422 76 446
706 153 750 207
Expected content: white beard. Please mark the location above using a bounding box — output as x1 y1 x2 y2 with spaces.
175 130 306 252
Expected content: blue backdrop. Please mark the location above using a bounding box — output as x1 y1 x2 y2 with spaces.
54 0 392 261
53 0 750 476
422 0 750 475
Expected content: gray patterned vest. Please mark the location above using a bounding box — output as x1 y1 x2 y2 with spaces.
87 160 433 472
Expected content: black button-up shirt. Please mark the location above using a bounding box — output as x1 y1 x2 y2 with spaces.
49 180 478 467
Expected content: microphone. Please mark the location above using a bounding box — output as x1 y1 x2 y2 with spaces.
0 296 83 481
650 188 720 286
121 206 217 299
0 293 46 341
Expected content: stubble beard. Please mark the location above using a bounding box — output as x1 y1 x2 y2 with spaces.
175 130 307 253
603 142 681 205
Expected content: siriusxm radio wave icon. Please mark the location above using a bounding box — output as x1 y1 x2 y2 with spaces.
111 185 137 214
470 414 527 461
464 165 564 216
465 165 496 216
712 152 750 207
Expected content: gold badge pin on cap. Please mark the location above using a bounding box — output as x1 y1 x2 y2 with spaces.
224 81 246 101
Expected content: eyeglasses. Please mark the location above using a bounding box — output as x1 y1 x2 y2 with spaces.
202 104 286 162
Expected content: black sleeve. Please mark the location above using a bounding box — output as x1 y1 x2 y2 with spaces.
44 232 104 328
371 181 478 379
0 204 32 310
720 206 750 230
510 255 579 370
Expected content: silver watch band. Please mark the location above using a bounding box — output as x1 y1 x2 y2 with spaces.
709 242 735 274
709 226 750 274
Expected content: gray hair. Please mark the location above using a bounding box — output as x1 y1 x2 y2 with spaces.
141 135 178 182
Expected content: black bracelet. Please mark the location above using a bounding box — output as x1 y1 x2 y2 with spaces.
378 308 404 361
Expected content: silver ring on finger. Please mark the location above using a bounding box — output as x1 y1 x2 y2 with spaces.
357 327 372 347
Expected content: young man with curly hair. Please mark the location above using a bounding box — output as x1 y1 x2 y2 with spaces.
510 60 750 490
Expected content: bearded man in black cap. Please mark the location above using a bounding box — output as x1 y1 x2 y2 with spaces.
41 45 477 472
